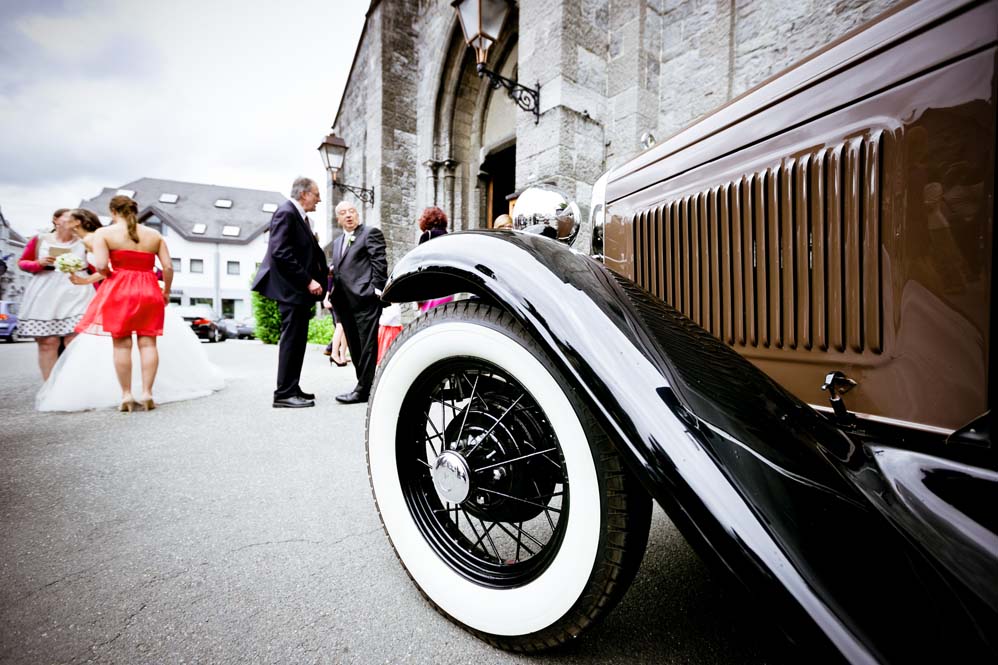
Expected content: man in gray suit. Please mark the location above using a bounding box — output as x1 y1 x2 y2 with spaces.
328 201 387 404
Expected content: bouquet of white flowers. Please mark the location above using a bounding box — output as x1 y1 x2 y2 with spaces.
54 253 86 274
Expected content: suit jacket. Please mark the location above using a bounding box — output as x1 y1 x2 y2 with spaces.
330 224 387 318
252 200 328 305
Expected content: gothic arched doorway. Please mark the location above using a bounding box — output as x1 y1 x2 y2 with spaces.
430 14 518 231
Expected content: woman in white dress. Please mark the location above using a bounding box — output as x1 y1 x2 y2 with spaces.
35 209 224 412
17 208 94 379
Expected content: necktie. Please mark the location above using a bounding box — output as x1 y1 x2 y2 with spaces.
341 234 352 259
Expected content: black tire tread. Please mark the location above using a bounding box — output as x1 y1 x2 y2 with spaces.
366 300 651 652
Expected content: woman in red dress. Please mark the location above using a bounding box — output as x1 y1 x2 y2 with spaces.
76 195 174 411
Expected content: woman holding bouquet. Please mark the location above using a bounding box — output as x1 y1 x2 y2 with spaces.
37 205 223 413
16 208 94 379
74 195 172 411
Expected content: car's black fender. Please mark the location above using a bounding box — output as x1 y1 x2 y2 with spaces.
381 230 997 663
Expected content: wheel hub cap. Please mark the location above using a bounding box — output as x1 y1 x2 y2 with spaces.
431 450 471 504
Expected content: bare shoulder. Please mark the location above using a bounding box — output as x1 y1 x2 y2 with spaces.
137 225 163 251
139 225 162 240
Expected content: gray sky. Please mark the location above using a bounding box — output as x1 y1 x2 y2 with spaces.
0 0 367 245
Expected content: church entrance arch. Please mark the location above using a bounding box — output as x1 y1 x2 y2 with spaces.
430 14 518 231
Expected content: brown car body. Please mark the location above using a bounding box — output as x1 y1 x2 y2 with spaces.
602 0 994 433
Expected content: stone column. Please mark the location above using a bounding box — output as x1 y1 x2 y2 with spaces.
424 159 443 207
442 159 458 227
517 0 612 249
369 0 420 270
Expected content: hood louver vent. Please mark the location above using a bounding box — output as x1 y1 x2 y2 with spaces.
633 133 883 356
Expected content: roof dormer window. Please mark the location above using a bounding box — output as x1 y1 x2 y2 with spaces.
116 189 135 197
262 203 278 213
192 223 207 234
159 193 178 204
221 225 240 237
214 199 232 209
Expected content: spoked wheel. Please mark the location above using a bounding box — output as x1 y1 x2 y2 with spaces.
400 361 569 588
367 302 651 651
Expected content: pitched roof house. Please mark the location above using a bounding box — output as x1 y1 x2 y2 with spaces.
80 178 288 320
80 177 285 244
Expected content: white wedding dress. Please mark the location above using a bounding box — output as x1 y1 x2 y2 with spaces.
35 306 225 411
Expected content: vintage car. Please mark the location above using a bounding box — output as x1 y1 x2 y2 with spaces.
366 0 996 661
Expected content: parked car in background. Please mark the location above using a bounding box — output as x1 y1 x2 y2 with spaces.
235 318 255 340
365 1 997 662
176 305 225 343
0 300 20 342
219 318 255 340
219 318 241 339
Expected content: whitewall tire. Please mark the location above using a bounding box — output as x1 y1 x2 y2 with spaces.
366 302 650 651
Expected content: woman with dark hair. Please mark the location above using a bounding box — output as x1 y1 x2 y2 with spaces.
73 195 172 411
64 208 107 289
17 208 94 379
415 206 453 314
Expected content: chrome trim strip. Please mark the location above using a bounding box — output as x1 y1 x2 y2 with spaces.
808 404 955 436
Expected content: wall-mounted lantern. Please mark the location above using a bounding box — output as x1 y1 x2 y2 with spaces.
452 0 540 124
317 133 375 205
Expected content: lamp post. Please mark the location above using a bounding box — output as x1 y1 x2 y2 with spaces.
317 133 375 205
451 0 539 124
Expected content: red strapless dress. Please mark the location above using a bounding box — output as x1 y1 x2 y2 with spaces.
76 250 164 337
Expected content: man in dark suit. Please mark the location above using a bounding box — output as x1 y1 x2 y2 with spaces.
329 200 387 404
252 177 328 408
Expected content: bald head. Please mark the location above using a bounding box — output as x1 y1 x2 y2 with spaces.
335 200 359 233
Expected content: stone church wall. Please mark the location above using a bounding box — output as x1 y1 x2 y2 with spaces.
331 0 901 264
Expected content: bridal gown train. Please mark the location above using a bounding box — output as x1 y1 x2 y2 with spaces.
35 305 225 411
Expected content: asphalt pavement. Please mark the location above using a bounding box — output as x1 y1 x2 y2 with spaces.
0 338 786 664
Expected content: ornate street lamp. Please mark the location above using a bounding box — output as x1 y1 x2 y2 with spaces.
452 0 540 124
317 133 375 205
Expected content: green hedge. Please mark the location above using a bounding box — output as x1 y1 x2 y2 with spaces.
250 288 324 346
251 290 282 345
308 315 334 345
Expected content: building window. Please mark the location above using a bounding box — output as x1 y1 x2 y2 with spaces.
116 189 135 197
222 298 238 318
221 225 240 237
226 260 240 275
190 259 204 273
192 223 207 234
214 199 232 209
262 203 278 213
168 296 182 306
159 193 178 204
143 214 163 234
192 297 214 309
171 258 181 272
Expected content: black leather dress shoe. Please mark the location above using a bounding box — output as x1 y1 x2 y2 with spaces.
334 390 368 404
297 390 315 400
273 395 315 408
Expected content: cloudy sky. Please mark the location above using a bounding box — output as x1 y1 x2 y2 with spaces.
0 0 367 244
